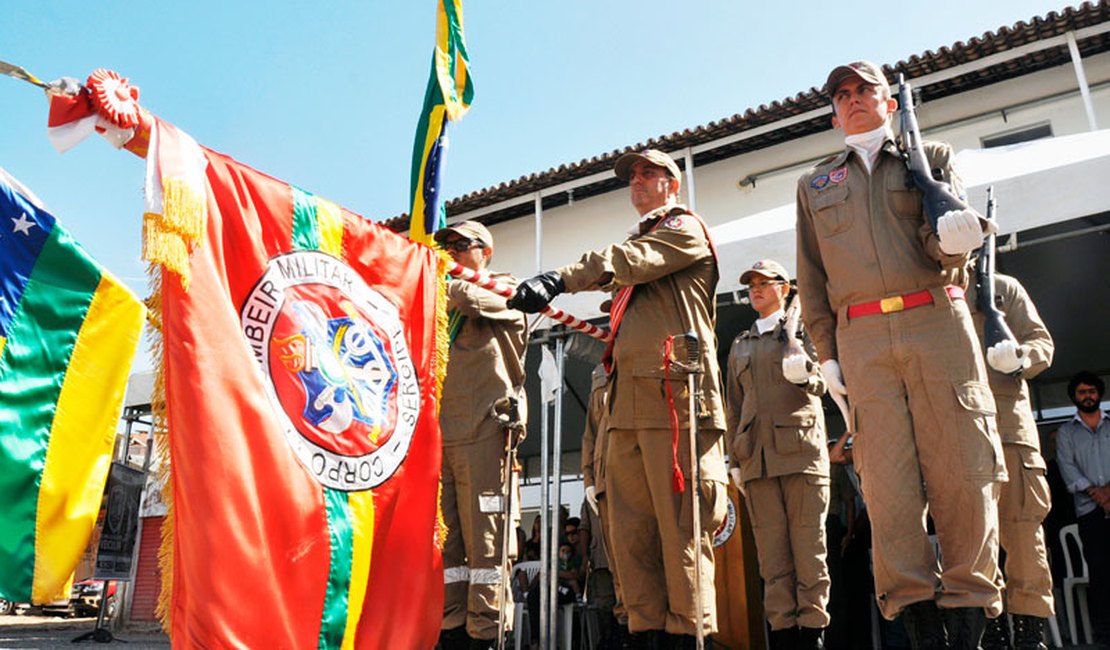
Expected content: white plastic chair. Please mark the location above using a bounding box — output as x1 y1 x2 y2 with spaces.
1059 523 1093 645
512 561 541 650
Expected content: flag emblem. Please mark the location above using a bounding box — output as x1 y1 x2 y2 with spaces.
713 495 737 548
241 250 420 491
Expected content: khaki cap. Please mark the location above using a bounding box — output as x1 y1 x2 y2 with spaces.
433 220 493 248
824 60 890 99
740 259 790 285
614 149 682 182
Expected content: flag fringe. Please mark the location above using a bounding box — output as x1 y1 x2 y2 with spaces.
434 250 451 549
145 268 174 634
141 177 205 289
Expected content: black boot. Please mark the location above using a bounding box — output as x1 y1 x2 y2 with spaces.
667 634 713 649
467 635 496 650
941 607 988 650
768 626 798 650
630 629 668 650
1010 615 1047 650
438 626 469 650
981 613 1010 650
898 601 947 650
796 626 825 650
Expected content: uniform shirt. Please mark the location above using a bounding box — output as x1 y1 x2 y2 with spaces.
725 319 828 481
966 273 1054 448
557 205 727 442
1056 410 1110 517
580 364 610 495
440 273 528 446
795 138 971 362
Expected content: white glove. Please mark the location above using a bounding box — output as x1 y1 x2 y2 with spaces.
782 352 812 385
820 359 848 398
729 467 742 489
585 485 598 515
937 209 984 255
987 339 1029 375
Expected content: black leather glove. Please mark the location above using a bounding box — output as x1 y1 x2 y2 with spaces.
507 271 565 313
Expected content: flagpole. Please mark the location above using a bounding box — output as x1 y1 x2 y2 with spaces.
445 262 611 342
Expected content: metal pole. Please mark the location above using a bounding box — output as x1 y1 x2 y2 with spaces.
534 192 544 274
683 147 697 212
539 341 551 650
1066 31 1100 131
547 335 566 648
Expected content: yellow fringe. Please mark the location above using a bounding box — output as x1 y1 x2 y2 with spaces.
145 267 174 635
434 251 452 550
142 215 191 291
160 178 207 242
142 178 207 290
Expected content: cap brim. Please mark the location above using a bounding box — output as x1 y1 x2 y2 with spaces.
740 269 779 285
614 152 650 181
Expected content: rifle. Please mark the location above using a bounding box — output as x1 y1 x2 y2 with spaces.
897 74 970 231
974 186 1019 360
779 285 812 374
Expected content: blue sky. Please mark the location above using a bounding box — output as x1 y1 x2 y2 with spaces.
1 0 1072 304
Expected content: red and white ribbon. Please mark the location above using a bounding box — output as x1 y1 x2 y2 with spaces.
445 262 612 342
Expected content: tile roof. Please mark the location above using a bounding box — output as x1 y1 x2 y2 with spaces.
385 1 1110 232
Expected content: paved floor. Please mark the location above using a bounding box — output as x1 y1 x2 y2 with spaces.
0 615 168 650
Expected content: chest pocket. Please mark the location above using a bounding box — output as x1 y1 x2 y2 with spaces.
885 167 924 220
809 183 852 238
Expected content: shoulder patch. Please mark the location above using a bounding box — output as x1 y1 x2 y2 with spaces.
810 174 830 190
662 215 685 230
829 167 847 183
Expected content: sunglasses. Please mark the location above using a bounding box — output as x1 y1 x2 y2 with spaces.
441 238 484 253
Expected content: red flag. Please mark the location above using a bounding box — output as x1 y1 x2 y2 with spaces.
158 144 446 648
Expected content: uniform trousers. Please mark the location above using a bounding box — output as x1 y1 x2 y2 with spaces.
743 472 832 630
997 443 1053 617
596 493 627 621
836 290 1004 620
441 422 512 640
605 427 727 636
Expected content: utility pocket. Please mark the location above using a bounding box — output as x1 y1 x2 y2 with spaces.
1019 449 1050 521
953 382 1005 480
772 413 817 455
885 169 923 219
810 184 852 237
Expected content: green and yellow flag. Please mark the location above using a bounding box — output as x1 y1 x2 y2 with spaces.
408 0 475 246
0 168 144 604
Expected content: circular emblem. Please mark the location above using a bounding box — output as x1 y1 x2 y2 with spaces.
713 495 737 548
663 215 685 230
240 250 420 491
829 166 848 183
810 174 830 190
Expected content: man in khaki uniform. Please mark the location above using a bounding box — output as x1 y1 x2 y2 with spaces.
725 260 830 650
795 61 1005 649
435 221 529 650
966 271 1055 650
580 360 628 644
509 149 727 649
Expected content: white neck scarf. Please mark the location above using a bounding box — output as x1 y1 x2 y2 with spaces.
844 124 894 174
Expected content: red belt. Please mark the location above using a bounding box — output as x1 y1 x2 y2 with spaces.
847 285 964 320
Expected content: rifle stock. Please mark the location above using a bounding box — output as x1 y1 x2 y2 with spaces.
898 74 969 231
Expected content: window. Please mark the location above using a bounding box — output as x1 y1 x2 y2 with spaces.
981 122 1053 149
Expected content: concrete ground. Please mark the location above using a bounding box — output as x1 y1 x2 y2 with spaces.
0 615 168 649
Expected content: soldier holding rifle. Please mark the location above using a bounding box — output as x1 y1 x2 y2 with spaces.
435 221 529 650
509 149 727 650
967 224 1055 649
725 260 830 650
795 61 1004 649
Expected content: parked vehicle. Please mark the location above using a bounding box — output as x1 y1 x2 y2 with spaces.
0 598 13 615
70 580 118 619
